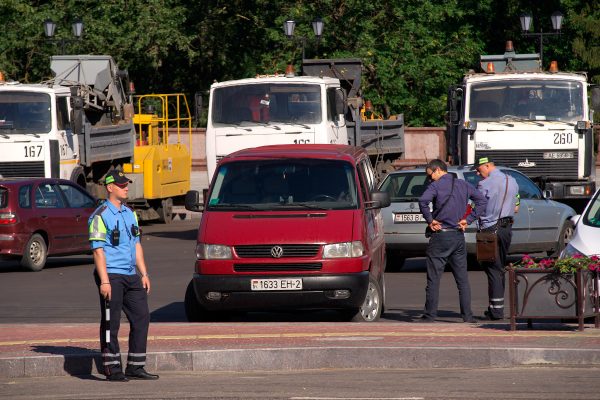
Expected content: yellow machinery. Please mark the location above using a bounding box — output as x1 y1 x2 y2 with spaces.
123 93 192 223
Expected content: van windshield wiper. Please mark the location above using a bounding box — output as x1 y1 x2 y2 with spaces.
208 203 262 210
277 202 330 210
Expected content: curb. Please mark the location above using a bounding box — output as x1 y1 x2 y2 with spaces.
2 346 600 378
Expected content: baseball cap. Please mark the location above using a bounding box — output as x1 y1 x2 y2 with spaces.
471 156 493 170
104 170 132 185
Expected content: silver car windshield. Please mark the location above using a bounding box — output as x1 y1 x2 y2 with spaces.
583 191 600 228
208 159 358 210
211 83 322 126
469 79 584 123
0 92 52 134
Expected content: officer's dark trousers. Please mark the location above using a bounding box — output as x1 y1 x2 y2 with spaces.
424 231 473 321
481 224 512 319
95 273 150 375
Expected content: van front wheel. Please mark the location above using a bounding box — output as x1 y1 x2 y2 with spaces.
343 277 382 322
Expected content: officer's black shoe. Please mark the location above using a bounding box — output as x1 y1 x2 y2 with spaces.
125 367 159 380
484 310 504 321
106 372 129 382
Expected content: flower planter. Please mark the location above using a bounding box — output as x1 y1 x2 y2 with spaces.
508 268 600 331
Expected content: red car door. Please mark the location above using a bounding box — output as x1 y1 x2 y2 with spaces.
33 182 72 254
57 182 97 252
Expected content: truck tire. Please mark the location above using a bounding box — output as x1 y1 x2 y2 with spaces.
549 220 574 257
157 198 173 224
343 276 383 322
21 233 48 272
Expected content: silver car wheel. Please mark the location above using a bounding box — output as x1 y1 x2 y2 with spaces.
29 241 43 265
360 282 381 321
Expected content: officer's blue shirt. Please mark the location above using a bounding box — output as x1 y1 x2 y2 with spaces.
419 173 488 229
88 200 140 275
477 168 520 229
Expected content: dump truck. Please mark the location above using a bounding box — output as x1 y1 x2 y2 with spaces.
0 55 191 222
205 58 404 181
446 41 600 208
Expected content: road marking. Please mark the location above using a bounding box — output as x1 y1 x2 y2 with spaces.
290 397 425 400
0 330 599 347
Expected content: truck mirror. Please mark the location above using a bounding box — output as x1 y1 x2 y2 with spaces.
335 89 346 116
591 87 600 111
184 190 204 212
194 92 203 126
70 95 84 136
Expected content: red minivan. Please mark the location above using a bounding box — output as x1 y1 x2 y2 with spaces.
0 178 97 271
184 145 390 322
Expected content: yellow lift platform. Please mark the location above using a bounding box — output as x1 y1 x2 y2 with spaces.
123 93 192 223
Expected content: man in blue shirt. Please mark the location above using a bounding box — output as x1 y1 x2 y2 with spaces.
473 157 520 320
418 159 488 323
88 170 158 382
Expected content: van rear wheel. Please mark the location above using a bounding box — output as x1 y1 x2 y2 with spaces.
21 233 47 272
342 276 382 322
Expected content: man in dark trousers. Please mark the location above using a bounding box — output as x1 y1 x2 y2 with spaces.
418 159 488 323
473 157 519 320
88 170 159 381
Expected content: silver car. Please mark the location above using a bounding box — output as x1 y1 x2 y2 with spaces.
379 165 577 269
561 188 600 257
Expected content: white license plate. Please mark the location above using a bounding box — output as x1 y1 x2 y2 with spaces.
394 213 425 223
251 278 303 291
543 151 574 159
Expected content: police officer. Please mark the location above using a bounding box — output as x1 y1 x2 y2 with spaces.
473 157 520 320
418 159 488 323
88 170 159 381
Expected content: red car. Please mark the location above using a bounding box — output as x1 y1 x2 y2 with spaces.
0 178 97 271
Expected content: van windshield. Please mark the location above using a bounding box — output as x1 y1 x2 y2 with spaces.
0 92 52 134
211 83 322 126
208 159 358 211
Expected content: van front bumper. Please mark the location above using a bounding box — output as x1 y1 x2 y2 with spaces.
190 272 370 311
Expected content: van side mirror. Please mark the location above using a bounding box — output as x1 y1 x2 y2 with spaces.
591 87 600 112
365 191 391 210
185 190 204 212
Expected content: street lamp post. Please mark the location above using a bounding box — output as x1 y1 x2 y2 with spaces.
283 17 324 61
519 11 563 67
43 18 84 54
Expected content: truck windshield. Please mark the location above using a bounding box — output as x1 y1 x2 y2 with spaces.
211 83 322 126
0 92 52 134
208 159 358 210
469 80 584 123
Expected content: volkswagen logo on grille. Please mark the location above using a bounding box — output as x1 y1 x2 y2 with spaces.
270 246 284 258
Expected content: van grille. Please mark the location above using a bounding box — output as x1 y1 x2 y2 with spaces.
0 161 45 178
475 150 578 179
234 263 322 272
235 244 320 258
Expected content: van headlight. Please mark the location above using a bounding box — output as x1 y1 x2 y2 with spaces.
323 241 364 258
196 243 232 260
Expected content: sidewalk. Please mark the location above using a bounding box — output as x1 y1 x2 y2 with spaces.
1 321 600 378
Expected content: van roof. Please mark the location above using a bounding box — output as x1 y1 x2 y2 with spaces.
222 144 366 164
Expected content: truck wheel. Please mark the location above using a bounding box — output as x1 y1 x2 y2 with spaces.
157 198 173 224
549 220 574 257
343 276 383 322
21 234 47 272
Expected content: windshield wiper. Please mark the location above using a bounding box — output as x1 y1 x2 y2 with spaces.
278 202 330 210
499 115 544 127
208 203 261 210
272 120 311 130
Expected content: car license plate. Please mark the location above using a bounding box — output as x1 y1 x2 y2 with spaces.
251 278 303 291
394 213 425 223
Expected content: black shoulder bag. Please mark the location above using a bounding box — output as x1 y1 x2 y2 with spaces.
476 174 508 263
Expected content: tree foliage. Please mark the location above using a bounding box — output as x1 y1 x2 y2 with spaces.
0 0 598 126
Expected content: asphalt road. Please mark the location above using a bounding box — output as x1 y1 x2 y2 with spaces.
0 219 496 324
2 367 600 399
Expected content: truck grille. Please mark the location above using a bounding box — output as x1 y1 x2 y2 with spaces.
0 161 45 177
234 263 322 272
475 150 578 178
235 244 320 258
